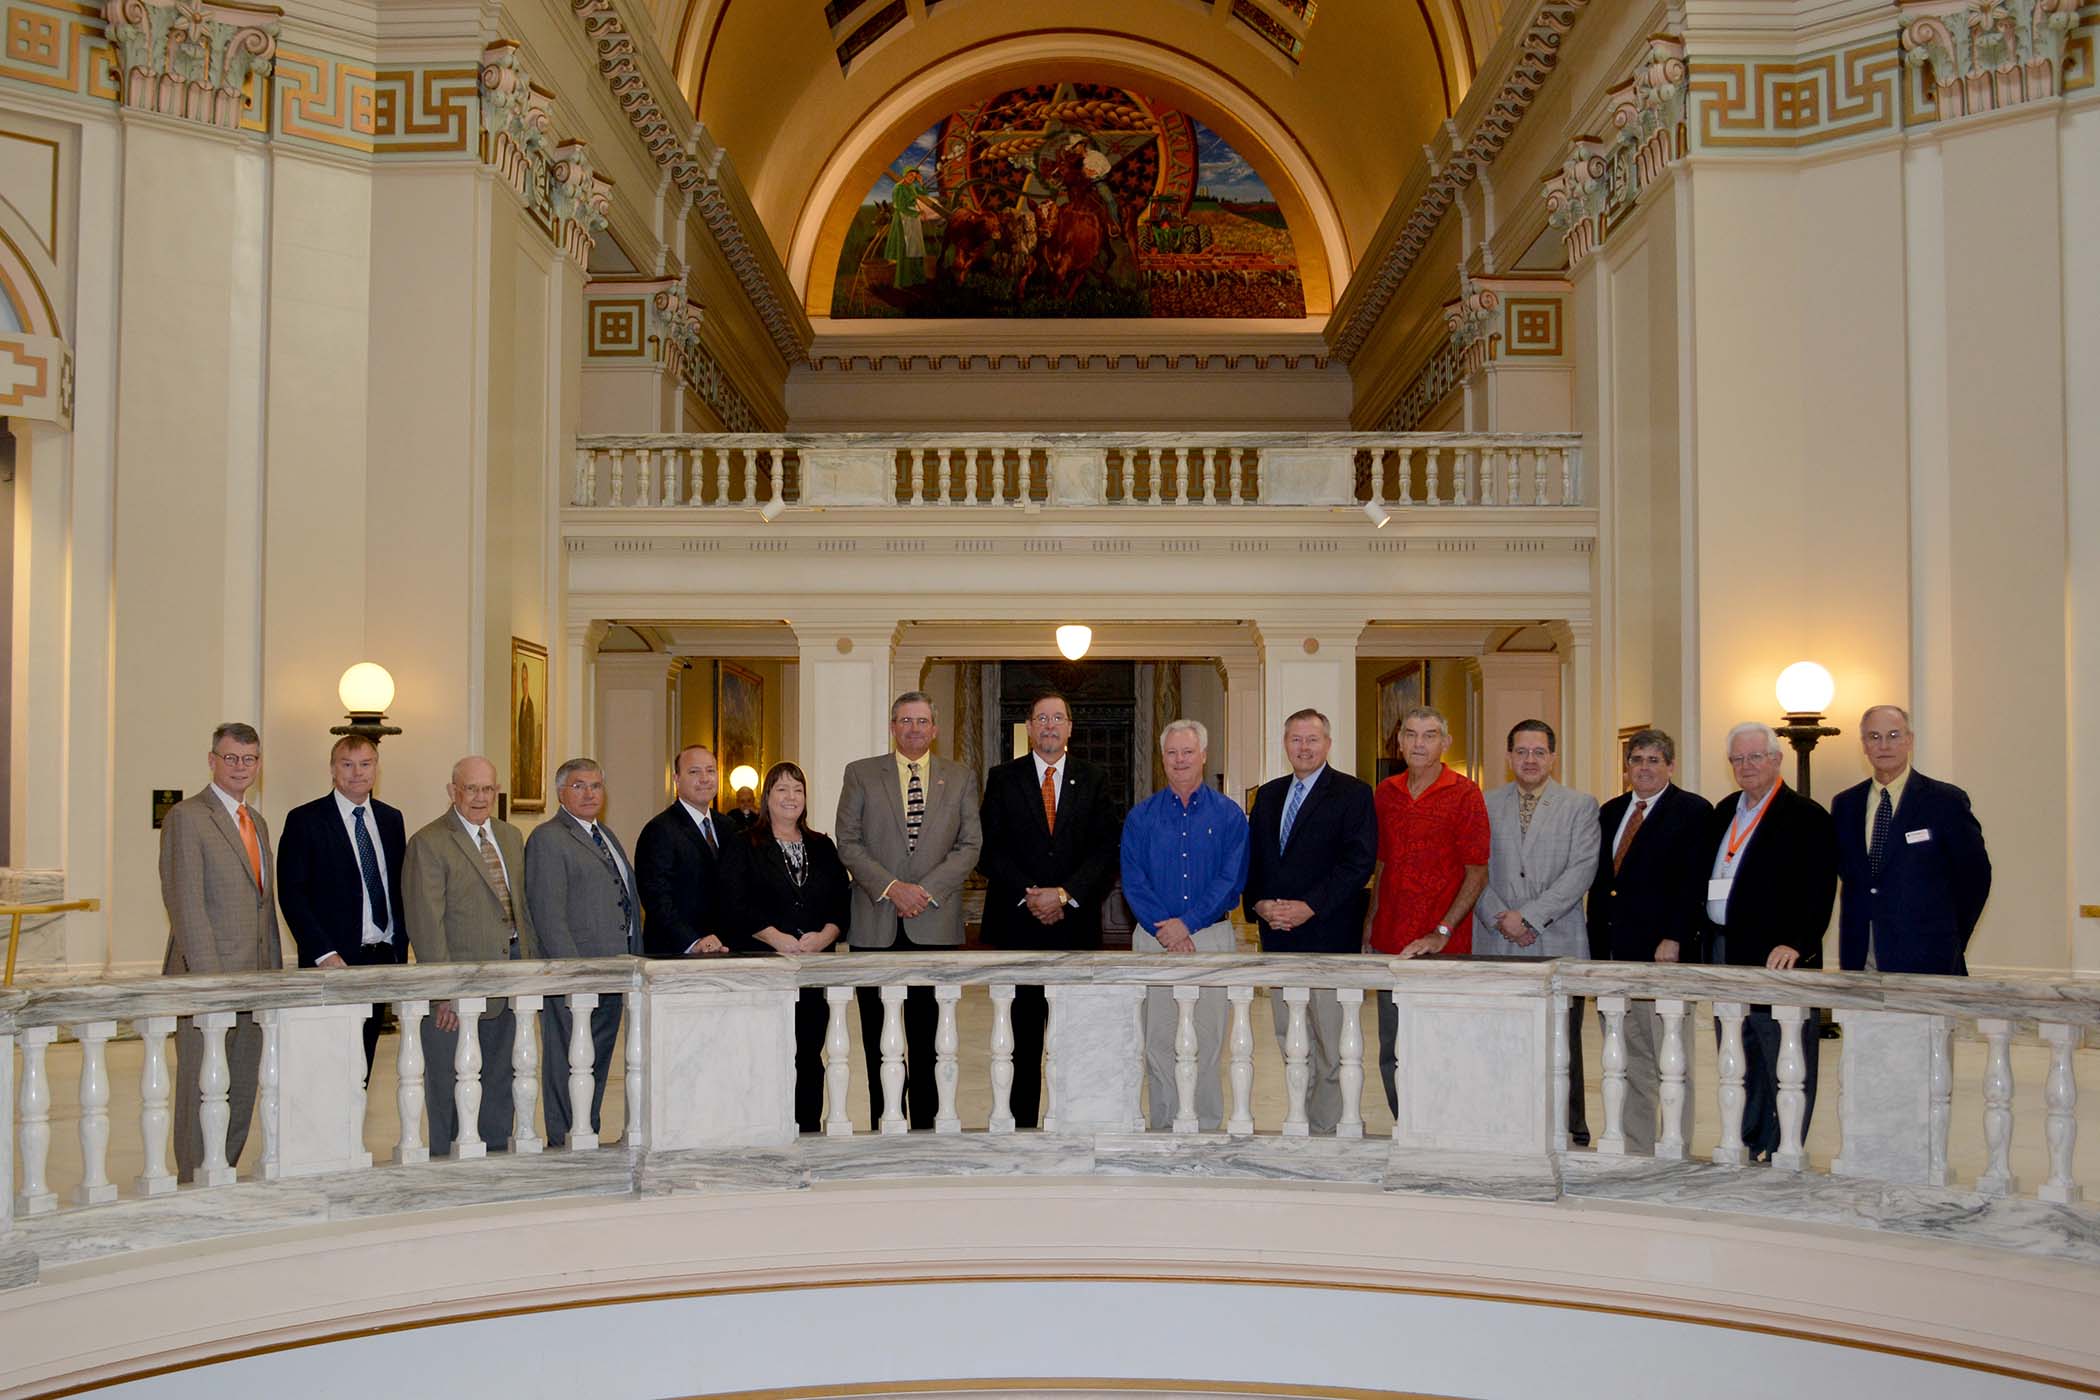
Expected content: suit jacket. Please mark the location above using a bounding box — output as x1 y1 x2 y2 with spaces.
1831 771 1991 975
836 752 983 948
1242 768 1377 953
1700 784 1838 970
717 827 851 954
403 810 537 965
160 788 285 975
976 753 1120 950
1473 779 1601 959
524 810 641 959
275 792 408 967
1588 784 1714 962
635 800 727 957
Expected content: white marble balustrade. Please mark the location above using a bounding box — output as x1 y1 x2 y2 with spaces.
3 954 2097 1274
568 432 1587 510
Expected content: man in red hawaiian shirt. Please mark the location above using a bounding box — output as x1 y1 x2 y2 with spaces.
1362 705 1491 1113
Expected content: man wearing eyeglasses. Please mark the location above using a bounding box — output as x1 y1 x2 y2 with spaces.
1830 706 1991 975
1701 721 1837 1162
159 722 284 1183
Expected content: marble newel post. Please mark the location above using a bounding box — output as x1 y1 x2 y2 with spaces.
259 1005 374 1178
1042 985 1145 1135
645 962 799 1149
1831 1009 1950 1186
1387 963 1553 1159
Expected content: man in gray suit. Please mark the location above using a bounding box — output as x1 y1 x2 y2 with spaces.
160 721 284 1183
1473 719 1600 1143
404 755 538 1156
525 756 639 1147
836 690 983 1129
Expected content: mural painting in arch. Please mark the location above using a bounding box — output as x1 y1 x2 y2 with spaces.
832 81 1304 319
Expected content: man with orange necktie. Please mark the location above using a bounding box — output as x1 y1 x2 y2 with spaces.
159 721 285 1183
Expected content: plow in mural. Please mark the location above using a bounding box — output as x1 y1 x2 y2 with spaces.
831 81 1305 319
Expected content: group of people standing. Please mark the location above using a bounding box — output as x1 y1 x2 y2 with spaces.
158 694 1988 1177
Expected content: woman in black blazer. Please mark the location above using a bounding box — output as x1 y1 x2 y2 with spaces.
717 761 850 1132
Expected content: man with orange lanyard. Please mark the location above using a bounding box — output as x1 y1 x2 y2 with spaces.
1362 705 1491 1116
1701 721 1838 1162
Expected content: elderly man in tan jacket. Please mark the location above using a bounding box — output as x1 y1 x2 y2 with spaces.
403 755 538 1157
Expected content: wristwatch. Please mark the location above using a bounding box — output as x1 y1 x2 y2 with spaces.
1435 923 1452 939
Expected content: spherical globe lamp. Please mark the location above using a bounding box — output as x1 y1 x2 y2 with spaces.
1775 661 1835 720
332 662 402 743
728 764 760 795
1055 624 1093 661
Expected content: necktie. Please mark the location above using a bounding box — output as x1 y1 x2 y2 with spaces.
1279 779 1307 849
476 826 514 925
1613 799 1647 875
1041 766 1058 833
700 813 717 855
236 805 263 890
1870 786 1893 877
352 806 389 932
590 822 635 928
906 762 925 853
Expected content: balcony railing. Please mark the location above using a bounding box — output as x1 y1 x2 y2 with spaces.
3 954 2095 1276
567 433 1587 511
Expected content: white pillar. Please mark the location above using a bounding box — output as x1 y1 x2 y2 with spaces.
792 618 898 831
878 984 907 1136
1252 614 1364 779
1172 985 1203 1134
594 655 680 832
1336 987 1365 1139
2039 1022 2082 1204
14 1027 55 1214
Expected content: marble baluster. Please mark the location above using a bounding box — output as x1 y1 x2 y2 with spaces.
1976 1017 2018 1196
1171 448 1188 505
1656 999 1688 1162
2038 1022 2082 1204
259 1010 282 1180
68 1021 115 1205
1200 447 1217 504
988 984 1016 1134
1596 996 1629 1155
1533 448 1549 506
1042 986 1061 1133
1396 447 1415 506
1282 986 1312 1138
512 995 543 1154
572 447 592 506
394 1000 429 1165
1507 448 1522 506
1336 988 1365 1139
454 997 488 1159
1225 986 1254 1136
1226 448 1243 503
934 985 962 1134
195 1012 238 1187
1559 447 1576 503
825 986 854 1138
1171 985 1201 1134
15 1027 54 1214
566 993 599 1151
635 449 653 506
878 984 907 1135
626 992 647 1151
1927 1013 1952 1186
0 1031 12 1232
908 448 925 505
1425 446 1443 504
1714 1001 1748 1166
733 450 753 504
1456 447 1473 506
1772 1005 1809 1172
134 1016 177 1196
937 447 955 503
607 448 625 506
1549 991 1570 1152
665 448 685 505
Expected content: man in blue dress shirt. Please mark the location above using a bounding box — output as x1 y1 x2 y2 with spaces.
1120 718 1250 1131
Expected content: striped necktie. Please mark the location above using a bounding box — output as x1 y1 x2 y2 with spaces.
906 761 925 853
1279 779 1307 849
476 826 514 926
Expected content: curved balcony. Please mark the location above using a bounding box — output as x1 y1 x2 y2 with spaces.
3 955 2096 1396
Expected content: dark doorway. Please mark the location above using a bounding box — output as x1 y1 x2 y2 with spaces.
997 660 1136 820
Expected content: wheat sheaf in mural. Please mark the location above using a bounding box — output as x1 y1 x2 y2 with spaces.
832 79 1304 319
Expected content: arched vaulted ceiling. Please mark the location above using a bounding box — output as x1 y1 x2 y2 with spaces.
644 0 1506 317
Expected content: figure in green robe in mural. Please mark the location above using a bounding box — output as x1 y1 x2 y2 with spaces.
884 169 945 289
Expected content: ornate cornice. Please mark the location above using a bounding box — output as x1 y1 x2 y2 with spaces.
569 0 808 367
1899 0 2082 118
800 352 1334 373
1375 340 1464 432
100 0 280 131
1327 0 1592 363
1541 32 1686 270
476 42 609 271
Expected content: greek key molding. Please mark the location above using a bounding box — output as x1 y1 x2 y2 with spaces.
100 0 277 131
0 0 121 106
1327 0 1593 363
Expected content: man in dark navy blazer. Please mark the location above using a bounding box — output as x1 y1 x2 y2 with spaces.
275 734 409 1077
635 744 731 958
1701 722 1838 1162
1244 708 1376 1134
1830 706 1991 975
1589 728 1712 1154
977 691 1121 1129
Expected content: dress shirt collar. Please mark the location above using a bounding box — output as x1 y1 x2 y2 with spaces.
454 809 498 845
208 783 249 821
678 797 716 836
1031 751 1066 786
1288 764 1326 797
332 788 373 823
1872 767 1912 807
895 749 931 779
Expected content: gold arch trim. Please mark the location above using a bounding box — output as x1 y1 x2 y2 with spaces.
32 1268 2100 1397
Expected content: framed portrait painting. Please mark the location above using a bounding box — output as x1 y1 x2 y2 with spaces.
510 639 548 813
714 661 764 807
1375 661 1430 783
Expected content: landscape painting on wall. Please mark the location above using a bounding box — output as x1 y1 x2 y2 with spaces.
1376 661 1429 783
831 80 1303 319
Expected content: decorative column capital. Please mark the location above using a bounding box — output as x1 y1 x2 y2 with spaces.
479 41 553 197
100 0 280 132
550 138 613 271
1899 0 2081 120
1540 29 1686 271
1443 271 1501 378
584 276 704 383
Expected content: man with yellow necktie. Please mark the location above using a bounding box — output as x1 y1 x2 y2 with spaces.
159 721 285 1183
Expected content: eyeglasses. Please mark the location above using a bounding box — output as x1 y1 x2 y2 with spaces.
212 752 260 767
1863 730 1910 744
1726 752 1779 766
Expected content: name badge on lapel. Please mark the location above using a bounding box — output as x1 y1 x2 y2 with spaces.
1708 878 1734 902
1905 829 1931 844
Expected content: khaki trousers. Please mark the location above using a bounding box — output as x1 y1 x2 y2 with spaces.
173 1013 262 1183
1136 920 1235 1131
1618 999 1696 1155
1271 987 1346 1134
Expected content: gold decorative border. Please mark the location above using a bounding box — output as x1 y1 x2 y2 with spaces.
1502 296 1562 357
1689 37 1904 150
0 0 117 103
30 1270 2100 1398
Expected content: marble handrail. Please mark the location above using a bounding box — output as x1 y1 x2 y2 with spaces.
1553 962 2100 1027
